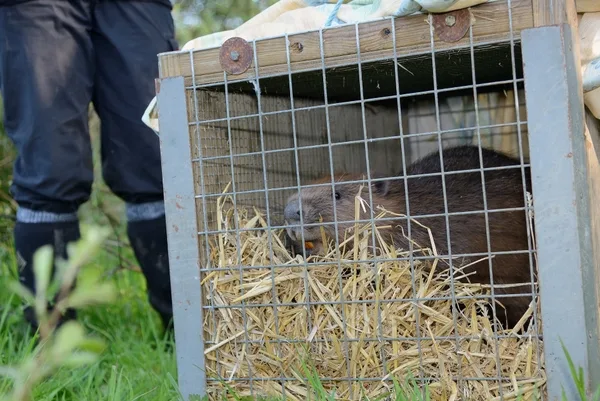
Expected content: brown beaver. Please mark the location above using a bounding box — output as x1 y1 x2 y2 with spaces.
283 145 536 330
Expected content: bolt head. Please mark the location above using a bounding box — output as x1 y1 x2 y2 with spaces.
445 15 456 27
230 51 240 61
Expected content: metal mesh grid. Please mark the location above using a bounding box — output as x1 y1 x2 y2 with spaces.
182 1 545 399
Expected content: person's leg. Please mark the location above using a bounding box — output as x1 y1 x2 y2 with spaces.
0 1 95 330
91 1 178 331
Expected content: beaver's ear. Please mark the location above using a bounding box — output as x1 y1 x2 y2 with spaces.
372 180 391 196
370 173 392 196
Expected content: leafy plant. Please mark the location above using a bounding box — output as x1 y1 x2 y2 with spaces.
0 226 117 401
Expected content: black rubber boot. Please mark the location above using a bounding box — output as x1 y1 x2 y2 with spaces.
126 214 173 334
14 221 80 332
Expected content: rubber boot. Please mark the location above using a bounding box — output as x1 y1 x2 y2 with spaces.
126 214 174 335
13 221 80 332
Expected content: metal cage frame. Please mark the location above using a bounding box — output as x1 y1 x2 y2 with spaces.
156 14 600 401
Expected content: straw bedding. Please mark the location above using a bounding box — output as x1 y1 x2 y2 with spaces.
199 186 547 401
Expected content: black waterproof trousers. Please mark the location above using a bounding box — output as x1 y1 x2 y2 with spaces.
0 0 178 331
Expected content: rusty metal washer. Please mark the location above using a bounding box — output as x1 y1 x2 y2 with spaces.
431 8 472 43
219 37 253 75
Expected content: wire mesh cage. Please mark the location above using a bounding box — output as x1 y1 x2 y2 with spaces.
154 0 600 400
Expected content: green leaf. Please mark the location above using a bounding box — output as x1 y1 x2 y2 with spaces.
33 245 54 318
48 258 69 299
7 280 35 304
33 245 54 291
51 321 85 358
61 351 101 368
0 365 20 379
65 226 111 268
77 337 107 354
66 282 117 309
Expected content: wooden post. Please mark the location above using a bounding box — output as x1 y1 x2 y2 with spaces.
533 0 578 27
576 0 600 12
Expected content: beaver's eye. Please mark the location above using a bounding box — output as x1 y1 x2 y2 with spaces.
335 192 341 200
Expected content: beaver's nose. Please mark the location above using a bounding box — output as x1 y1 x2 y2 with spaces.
284 199 301 222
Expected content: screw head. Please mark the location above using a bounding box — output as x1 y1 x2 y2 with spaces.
445 15 456 27
220 37 252 75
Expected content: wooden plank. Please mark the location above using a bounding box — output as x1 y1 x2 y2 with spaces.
583 111 600 390
582 107 600 398
533 0 578 26
577 0 600 13
158 0 533 87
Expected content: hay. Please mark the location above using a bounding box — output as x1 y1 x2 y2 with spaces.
199 185 546 401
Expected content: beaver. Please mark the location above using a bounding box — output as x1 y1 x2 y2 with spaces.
283 145 536 329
